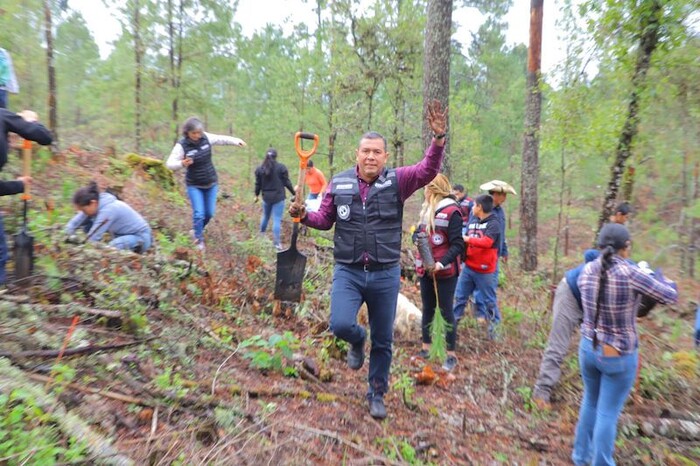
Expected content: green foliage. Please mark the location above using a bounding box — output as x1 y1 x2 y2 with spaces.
0 388 89 464
124 153 175 189
392 370 416 409
375 436 422 465
241 332 300 376
514 386 536 412
154 367 190 399
428 304 450 363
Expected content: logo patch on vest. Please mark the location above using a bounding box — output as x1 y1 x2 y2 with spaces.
336 183 353 190
431 233 444 245
200 144 210 150
337 204 351 220
375 179 392 189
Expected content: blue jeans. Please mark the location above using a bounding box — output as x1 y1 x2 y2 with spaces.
453 267 499 324
110 230 152 253
0 215 7 284
0 89 7 109
473 262 500 320
187 184 218 241
572 338 638 466
329 263 400 398
260 199 285 245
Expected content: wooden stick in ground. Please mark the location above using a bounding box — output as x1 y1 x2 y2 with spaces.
46 314 80 389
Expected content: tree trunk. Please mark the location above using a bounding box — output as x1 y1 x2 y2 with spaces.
167 0 183 144
421 0 452 174
519 0 543 272
134 0 143 153
596 0 662 234
44 0 58 153
621 165 635 202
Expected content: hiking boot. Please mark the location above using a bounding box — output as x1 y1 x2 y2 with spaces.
416 349 429 359
442 355 458 372
346 336 365 370
368 396 387 419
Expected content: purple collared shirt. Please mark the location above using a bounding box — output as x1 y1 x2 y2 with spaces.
303 142 444 230
578 255 678 354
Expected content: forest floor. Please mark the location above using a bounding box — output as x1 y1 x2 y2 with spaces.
0 148 698 465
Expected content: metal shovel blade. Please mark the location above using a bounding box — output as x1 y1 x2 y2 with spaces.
274 224 307 302
13 225 34 280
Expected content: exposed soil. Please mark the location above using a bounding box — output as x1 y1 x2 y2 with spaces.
0 149 698 465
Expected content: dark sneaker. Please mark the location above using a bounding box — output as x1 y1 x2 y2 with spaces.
347 336 365 370
416 349 429 359
368 396 387 419
442 355 458 372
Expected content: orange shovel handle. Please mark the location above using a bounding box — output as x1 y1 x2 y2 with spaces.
293 132 319 223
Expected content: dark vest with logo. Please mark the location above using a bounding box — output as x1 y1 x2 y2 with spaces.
415 203 462 278
330 167 403 265
180 134 217 187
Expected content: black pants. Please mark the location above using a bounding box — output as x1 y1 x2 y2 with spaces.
419 274 458 351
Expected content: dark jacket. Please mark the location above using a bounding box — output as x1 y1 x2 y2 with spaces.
465 212 501 274
180 134 217 187
0 109 52 170
415 200 464 279
330 167 403 265
0 180 24 196
255 161 295 204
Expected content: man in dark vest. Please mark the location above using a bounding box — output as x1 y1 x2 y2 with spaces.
289 100 448 419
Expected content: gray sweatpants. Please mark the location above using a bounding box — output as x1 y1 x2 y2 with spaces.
533 278 583 401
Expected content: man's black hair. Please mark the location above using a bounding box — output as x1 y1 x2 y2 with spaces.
359 131 387 151
453 184 465 193
475 194 493 213
615 202 632 216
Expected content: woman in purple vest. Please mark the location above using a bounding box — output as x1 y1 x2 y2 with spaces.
414 173 465 372
166 117 246 251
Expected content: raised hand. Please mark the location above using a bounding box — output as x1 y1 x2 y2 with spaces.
427 99 448 136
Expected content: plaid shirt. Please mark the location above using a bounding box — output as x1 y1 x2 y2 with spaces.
578 255 678 354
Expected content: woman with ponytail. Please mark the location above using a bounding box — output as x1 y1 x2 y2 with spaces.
413 173 464 371
254 148 295 250
166 116 246 251
65 181 152 253
572 223 678 465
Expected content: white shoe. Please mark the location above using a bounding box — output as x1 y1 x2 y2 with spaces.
275 243 283 251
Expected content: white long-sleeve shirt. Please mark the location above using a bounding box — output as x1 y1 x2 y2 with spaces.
166 132 245 171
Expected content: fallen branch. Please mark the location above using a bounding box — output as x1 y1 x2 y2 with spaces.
0 337 155 359
621 414 700 441
0 299 123 320
0 358 135 466
25 372 152 406
288 423 405 466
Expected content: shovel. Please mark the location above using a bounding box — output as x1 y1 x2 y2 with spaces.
13 139 34 281
274 132 319 302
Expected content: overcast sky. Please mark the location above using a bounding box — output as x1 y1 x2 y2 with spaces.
69 0 568 74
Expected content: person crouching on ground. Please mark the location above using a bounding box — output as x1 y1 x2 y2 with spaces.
572 223 677 466
166 116 246 251
65 182 152 253
414 173 464 372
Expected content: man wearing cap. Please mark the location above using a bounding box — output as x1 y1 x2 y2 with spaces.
288 100 448 420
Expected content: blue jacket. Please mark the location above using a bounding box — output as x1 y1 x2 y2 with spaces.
565 249 600 309
492 204 507 258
